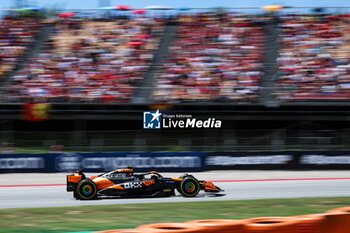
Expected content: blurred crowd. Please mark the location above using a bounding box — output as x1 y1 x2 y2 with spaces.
152 14 266 103
0 12 350 104
276 14 350 101
0 16 42 80
5 18 163 103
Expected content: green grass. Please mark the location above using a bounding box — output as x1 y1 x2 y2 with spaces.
14 148 52 153
1 197 350 233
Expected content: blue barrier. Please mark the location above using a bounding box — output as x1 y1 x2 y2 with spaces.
205 151 350 170
1 151 350 173
0 152 204 173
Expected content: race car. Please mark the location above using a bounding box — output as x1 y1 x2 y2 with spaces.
66 166 222 200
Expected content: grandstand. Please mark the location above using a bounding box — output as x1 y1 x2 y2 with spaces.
276 14 350 102
5 17 164 103
0 11 348 104
152 14 265 103
0 16 42 82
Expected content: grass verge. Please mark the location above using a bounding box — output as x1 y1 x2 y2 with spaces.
1 197 350 233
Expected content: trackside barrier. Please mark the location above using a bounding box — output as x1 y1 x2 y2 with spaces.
95 230 141 233
186 219 244 233
244 217 297 233
5 151 350 173
0 152 204 173
97 230 141 233
136 223 206 233
324 207 350 233
293 214 324 233
95 207 350 233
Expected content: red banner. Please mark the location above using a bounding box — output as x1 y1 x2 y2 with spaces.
22 103 51 121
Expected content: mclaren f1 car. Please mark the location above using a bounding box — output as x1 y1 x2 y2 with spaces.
67 166 222 200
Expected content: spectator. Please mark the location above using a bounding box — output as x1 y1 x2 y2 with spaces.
6 18 164 103
0 16 42 80
152 13 265 103
276 14 350 101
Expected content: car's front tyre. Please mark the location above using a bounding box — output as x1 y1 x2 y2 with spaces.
178 177 200 197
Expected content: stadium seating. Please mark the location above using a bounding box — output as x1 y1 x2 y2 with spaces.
1 13 349 104
276 14 350 101
5 18 163 103
0 16 42 80
152 14 265 103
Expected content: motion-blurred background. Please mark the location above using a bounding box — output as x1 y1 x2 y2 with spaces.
0 1 348 154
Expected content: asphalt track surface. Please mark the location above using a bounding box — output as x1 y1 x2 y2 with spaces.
1 178 350 209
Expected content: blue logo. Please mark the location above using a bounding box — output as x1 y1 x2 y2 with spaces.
143 109 162 129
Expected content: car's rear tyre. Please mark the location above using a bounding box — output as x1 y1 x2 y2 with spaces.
73 191 79 199
179 177 200 197
76 179 97 200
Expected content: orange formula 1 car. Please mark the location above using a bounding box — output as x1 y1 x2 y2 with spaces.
67 166 223 200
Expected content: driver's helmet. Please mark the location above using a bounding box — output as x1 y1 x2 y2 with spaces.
127 166 134 176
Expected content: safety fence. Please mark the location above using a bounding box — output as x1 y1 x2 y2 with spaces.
94 206 350 233
3 151 350 173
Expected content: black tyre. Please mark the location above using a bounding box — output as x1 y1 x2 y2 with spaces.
179 177 200 197
73 191 79 199
76 179 97 200
176 174 195 194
